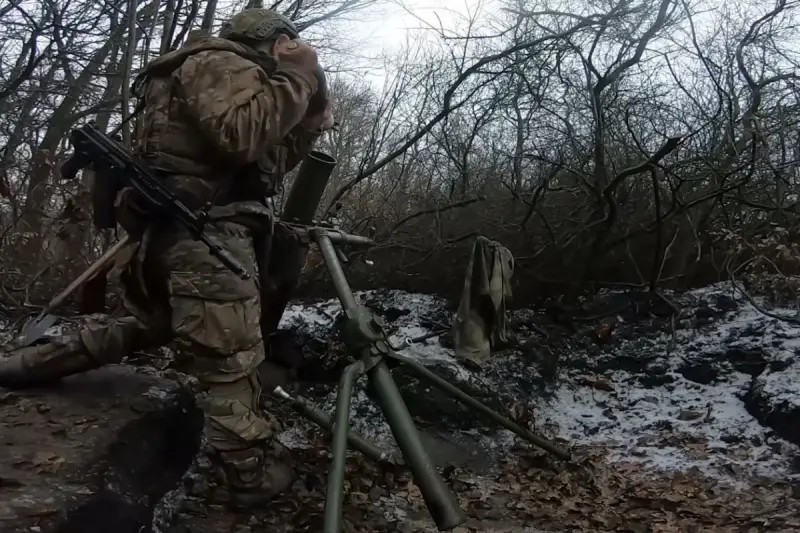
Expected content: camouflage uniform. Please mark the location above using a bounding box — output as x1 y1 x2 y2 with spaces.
0 9 324 508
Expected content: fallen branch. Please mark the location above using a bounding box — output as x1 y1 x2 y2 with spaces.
727 263 800 325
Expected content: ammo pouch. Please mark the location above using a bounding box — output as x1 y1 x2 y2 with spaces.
112 186 153 240
91 168 126 230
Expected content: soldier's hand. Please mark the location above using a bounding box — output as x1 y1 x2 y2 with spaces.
302 99 335 132
272 34 318 73
303 63 334 131
272 35 333 131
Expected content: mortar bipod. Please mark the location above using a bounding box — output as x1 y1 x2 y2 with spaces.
305 227 571 533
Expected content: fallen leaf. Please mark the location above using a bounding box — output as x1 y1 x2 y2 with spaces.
580 375 615 392
31 451 65 474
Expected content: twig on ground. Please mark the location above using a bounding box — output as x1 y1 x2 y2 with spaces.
727 264 800 325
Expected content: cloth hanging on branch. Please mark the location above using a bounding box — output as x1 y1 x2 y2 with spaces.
451 236 514 367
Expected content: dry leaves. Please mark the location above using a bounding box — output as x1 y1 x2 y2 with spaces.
176 442 800 533
579 375 615 392
593 320 618 343
29 451 65 474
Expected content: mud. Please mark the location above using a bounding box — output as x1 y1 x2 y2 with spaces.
0 366 202 533
2 283 800 532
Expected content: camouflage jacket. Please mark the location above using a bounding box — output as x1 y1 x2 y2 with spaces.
132 36 321 209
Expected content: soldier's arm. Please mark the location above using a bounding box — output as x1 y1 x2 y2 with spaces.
177 50 317 165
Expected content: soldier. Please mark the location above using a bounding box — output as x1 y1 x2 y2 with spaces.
0 9 334 510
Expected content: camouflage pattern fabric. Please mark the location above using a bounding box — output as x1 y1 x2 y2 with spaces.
1 23 323 498
1 216 281 488
452 236 515 367
0 316 168 388
133 36 321 206
137 216 277 454
219 8 300 42
121 33 321 490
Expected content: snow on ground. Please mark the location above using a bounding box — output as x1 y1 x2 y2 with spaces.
531 284 800 484
274 284 800 489
756 361 800 412
1 282 797 492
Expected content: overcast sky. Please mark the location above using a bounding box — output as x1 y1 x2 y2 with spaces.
321 0 494 83
354 0 485 48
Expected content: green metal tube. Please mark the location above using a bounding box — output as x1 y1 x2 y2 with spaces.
323 360 362 533
282 151 337 225
324 229 375 248
367 356 467 530
284 226 375 249
316 232 466 531
315 231 359 311
273 387 400 466
388 352 571 461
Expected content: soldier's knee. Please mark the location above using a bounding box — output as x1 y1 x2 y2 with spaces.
79 316 170 363
170 294 262 355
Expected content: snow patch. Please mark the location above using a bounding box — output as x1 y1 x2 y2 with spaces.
274 286 800 487
757 362 800 411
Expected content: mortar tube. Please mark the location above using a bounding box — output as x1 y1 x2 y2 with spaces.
388 351 572 461
282 151 336 225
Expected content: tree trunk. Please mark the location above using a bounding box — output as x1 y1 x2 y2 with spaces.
20 18 130 244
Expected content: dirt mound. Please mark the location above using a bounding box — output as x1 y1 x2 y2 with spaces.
0 366 202 533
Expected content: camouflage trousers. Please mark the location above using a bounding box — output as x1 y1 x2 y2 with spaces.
6 218 279 491
119 218 276 453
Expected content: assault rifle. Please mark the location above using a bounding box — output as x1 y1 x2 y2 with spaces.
60 121 250 279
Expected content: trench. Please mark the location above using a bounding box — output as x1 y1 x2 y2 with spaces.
54 389 203 533
743 381 800 448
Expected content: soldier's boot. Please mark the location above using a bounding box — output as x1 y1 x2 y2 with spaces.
0 335 101 388
217 441 295 510
0 317 169 388
188 370 295 511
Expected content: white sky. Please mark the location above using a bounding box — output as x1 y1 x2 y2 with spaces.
321 0 493 82
352 0 485 49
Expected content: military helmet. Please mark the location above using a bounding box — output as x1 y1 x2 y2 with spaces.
219 8 299 42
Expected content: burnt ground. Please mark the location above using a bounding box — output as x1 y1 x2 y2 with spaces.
2 283 800 532
0 366 202 533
